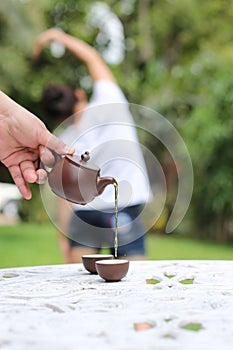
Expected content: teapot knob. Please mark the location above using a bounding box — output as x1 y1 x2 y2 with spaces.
81 151 90 162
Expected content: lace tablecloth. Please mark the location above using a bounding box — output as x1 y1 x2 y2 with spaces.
0 260 232 350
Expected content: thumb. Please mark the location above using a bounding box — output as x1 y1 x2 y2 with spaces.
38 129 75 155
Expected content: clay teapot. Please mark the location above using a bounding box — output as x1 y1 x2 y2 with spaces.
46 151 116 205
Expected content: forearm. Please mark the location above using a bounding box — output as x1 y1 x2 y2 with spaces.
57 33 99 65
0 90 25 118
58 32 115 82
58 232 72 263
34 29 116 83
0 91 9 117
57 198 73 263
57 197 73 233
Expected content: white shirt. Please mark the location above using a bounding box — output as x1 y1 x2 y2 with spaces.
61 80 152 210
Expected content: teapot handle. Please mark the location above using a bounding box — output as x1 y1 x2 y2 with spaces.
40 150 61 174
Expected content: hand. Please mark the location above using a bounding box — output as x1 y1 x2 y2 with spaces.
33 28 64 59
0 91 74 200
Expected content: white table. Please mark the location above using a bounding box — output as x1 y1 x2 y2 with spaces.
0 260 233 350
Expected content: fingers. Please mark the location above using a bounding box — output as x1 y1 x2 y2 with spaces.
39 145 56 167
3 151 39 200
20 160 38 183
8 165 32 200
38 130 75 156
8 161 47 199
35 169 47 184
20 159 48 185
2 149 39 168
8 159 48 201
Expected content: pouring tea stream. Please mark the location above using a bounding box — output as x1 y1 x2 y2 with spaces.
43 151 119 257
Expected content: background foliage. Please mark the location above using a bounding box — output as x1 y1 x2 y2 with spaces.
0 0 232 243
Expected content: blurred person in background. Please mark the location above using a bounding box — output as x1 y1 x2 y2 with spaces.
33 29 152 263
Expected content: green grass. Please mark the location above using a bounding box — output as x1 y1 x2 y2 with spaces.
0 222 232 268
0 223 62 268
146 234 233 260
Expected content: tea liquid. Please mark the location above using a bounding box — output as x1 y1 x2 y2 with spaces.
114 182 119 258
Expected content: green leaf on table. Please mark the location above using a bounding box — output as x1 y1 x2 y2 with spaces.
179 278 194 284
2 273 19 279
146 278 161 285
181 323 203 331
164 273 176 279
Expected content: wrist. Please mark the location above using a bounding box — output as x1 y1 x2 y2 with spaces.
54 31 68 46
0 91 12 119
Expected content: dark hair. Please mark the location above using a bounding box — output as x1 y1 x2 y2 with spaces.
42 84 78 119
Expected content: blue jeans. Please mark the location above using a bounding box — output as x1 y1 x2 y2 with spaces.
68 205 146 257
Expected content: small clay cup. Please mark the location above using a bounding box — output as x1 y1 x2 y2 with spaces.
95 259 129 282
82 254 114 274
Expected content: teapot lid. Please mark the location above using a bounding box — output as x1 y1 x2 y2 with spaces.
65 152 99 171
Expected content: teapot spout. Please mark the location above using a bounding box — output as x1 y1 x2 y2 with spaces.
97 176 117 195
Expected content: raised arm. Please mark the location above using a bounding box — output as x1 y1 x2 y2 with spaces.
33 28 116 83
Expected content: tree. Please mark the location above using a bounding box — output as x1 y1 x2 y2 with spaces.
0 0 232 241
